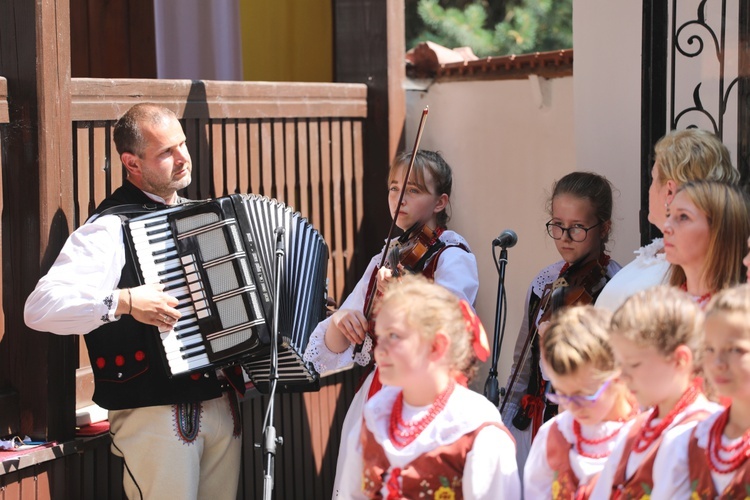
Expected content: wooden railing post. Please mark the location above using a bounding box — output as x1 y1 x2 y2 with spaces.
0 0 76 441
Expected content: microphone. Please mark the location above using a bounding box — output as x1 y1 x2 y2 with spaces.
492 229 518 248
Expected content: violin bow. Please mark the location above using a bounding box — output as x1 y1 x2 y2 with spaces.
377 106 430 270
353 107 429 357
498 253 591 415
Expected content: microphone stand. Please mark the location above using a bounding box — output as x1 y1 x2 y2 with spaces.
484 243 510 407
261 227 285 500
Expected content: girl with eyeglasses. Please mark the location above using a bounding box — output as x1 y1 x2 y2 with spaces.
501 171 622 478
653 284 750 498
591 285 722 499
524 305 638 499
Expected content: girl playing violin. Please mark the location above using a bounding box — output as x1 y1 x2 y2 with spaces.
591 285 722 498
302 150 480 497
501 171 621 477
340 275 520 499
524 306 638 499
653 284 750 498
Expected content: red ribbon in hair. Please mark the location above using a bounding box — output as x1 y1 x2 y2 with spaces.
458 300 490 362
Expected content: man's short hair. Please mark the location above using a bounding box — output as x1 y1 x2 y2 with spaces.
113 104 179 158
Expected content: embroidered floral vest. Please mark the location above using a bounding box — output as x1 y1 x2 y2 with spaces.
546 422 597 500
360 422 504 499
610 410 710 499
686 430 750 499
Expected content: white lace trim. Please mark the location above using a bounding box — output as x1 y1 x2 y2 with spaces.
633 238 666 265
531 261 565 297
303 230 472 375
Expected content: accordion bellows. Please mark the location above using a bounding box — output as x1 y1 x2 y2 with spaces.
124 194 328 393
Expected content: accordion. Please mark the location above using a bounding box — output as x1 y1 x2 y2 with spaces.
124 194 328 393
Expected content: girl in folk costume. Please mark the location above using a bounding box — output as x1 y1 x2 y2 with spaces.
653 284 750 498
662 180 750 308
591 286 722 499
596 128 738 312
524 306 639 499
339 275 520 499
302 150 480 497
501 171 621 477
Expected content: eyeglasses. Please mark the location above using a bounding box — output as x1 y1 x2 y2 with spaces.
546 379 612 407
546 220 604 242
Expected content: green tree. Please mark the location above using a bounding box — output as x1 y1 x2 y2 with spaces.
408 0 572 57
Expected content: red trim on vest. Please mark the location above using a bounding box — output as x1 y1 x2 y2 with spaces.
611 409 710 499
422 243 470 280
361 421 509 499
687 426 750 498
546 421 598 500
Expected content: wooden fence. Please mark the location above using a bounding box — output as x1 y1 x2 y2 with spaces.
1 78 369 499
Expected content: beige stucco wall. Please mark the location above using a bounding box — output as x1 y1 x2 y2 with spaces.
405 0 644 392
573 0 643 269
406 76 578 392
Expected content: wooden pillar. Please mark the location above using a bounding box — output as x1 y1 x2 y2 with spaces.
0 0 76 440
334 0 406 264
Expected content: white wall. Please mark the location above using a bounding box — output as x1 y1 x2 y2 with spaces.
406 76 576 390
405 0 646 391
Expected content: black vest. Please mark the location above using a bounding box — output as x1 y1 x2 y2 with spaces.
83 180 224 410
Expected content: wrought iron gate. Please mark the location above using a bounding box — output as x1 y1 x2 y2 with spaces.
640 0 748 245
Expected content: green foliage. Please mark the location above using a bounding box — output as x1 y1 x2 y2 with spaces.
409 0 572 57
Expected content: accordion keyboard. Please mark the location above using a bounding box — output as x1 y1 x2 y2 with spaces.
126 200 270 377
124 195 327 393
129 215 213 374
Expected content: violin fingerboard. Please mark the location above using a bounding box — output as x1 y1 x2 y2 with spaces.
386 246 401 275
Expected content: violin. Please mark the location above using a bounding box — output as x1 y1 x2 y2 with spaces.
498 254 609 416
386 222 446 277
544 257 609 317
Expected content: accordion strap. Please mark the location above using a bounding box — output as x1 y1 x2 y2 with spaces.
91 200 207 223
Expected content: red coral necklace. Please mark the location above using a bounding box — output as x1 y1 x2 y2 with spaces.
679 283 712 307
632 379 700 453
706 406 750 474
574 403 639 459
389 380 455 449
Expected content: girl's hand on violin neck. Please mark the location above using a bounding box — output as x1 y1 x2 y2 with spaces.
376 266 401 294
537 320 551 339
327 309 369 351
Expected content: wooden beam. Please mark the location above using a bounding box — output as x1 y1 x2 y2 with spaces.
70 79 367 120
0 0 76 441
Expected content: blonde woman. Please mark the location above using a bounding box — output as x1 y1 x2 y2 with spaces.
663 180 750 306
596 129 738 311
